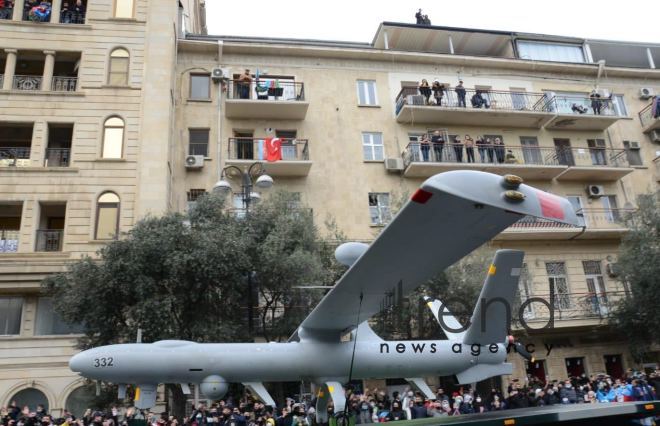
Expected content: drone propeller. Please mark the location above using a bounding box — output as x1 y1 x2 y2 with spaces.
507 335 535 363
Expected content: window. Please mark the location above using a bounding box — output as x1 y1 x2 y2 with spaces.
187 189 206 211
190 74 210 100
362 132 384 161
519 264 534 319
95 192 120 240
582 261 608 316
35 297 84 335
567 196 587 227
0 297 22 335
520 137 542 165
587 139 607 166
188 129 209 157
601 195 620 223
611 95 627 116
368 193 391 226
102 117 124 159
108 48 129 85
357 80 378 106
10 389 48 413
517 40 585 63
623 141 643 166
545 262 570 309
114 0 134 18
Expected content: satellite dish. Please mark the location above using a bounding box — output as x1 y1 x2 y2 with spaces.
335 242 369 267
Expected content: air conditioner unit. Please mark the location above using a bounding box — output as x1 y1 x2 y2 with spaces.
384 157 404 171
185 155 205 169
628 141 640 150
211 67 229 82
650 129 660 143
587 184 604 198
606 262 620 278
639 87 655 100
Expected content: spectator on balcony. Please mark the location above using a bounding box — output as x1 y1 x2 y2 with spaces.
464 134 475 163
415 8 423 24
0 0 14 19
452 136 463 163
431 80 445 106
476 136 487 163
71 0 84 22
420 134 430 162
471 90 490 108
485 137 495 163
590 91 602 115
431 130 444 162
504 150 517 164
494 137 505 163
455 80 466 107
237 69 252 99
418 79 431 105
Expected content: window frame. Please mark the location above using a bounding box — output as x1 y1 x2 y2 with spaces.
623 141 643 166
0 297 23 336
189 73 211 101
362 132 384 161
356 79 379 106
34 296 84 336
516 40 586 63
101 116 125 159
368 192 391 226
108 48 130 86
188 128 210 157
94 192 120 240
113 0 135 18
545 261 571 309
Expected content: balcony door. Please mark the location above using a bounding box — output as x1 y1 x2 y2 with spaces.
234 130 254 160
276 130 297 160
520 137 542 165
583 260 608 316
587 139 607 165
604 355 624 380
601 195 619 222
566 196 587 227
553 138 575 166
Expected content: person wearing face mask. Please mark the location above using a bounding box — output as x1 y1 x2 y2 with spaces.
389 401 406 421
544 385 560 405
559 380 577 404
459 394 474 415
290 405 307 426
410 397 428 419
472 395 485 414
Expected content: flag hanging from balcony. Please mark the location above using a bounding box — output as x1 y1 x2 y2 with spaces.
265 137 282 162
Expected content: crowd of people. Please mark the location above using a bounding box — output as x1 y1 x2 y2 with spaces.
2 370 657 426
415 131 519 165
0 0 84 22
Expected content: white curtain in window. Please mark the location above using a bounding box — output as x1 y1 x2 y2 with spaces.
518 41 585 63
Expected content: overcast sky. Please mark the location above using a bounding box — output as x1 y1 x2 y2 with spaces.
205 0 657 44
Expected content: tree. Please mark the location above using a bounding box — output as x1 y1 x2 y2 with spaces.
611 192 660 361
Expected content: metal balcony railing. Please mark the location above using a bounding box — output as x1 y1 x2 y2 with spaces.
13 75 42 91
227 138 309 161
402 141 630 169
0 147 31 167
35 229 63 252
515 291 628 322
509 208 634 231
544 95 626 117
60 10 85 24
45 148 71 167
52 76 78 92
0 74 4 88
0 230 20 253
638 102 659 129
227 79 305 101
395 86 550 115
0 6 13 19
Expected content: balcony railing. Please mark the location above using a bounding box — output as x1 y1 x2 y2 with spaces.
45 148 71 167
60 10 85 24
0 147 31 167
0 74 4 88
0 230 19 253
545 95 626 117
0 6 12 20
227 79 305 101
13 75 42 91
35 229 63 252
395 86 550 115
23 4 51 22
515 291 628 323
227 138 309 161
509 208 633 231
52 76 78 92
638 102 660 132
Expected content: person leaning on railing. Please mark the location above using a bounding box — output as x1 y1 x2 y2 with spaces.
237 69 252 99
464 134 475 163
418 79 431 105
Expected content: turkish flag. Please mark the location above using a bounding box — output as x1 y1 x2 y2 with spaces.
265 137 282 162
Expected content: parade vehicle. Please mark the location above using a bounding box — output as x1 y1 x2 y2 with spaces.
70 170 583 420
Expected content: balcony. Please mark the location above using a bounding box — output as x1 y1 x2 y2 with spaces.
13 75 42 91
498 208 633 240
401 142 566 179
44 148 70 167
35 229 63 252
225 80 308 120
0 5 12 19
59 9 86 24
52 76 77 92
0 230 19 253
638 102 660 133
0 147 31 167
553 146 633 182
544 95 627 130
394 87 555 128
225 138 311 176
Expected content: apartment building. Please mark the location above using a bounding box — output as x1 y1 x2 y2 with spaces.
174 23 660 391
0 0 205 415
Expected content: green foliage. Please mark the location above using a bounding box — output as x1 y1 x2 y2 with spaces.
611 192 660 361
43 190 340 347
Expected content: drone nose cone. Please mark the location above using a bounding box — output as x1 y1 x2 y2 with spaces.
69 351 87 373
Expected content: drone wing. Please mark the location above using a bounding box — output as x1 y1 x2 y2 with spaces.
294 171 579 342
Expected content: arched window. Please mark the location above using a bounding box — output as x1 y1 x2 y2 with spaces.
114 0 134 18
102 117 124 159
95 192 120 240
11 388 49 412
108 48 129 85
65 385 96 418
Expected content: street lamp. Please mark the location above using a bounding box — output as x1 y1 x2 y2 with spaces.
212 162 274 335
